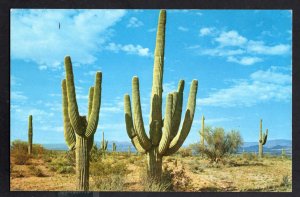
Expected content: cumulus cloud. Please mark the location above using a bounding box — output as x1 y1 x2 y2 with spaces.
193 29 291 65
105 42 151 57
199 27 215 36
127 17 143 28
215 31 248 46
11 9 126 69
197 68 291 107
227 56 263 66
247 40 290 55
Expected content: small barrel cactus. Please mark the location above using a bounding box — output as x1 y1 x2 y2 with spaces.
62 56 102 191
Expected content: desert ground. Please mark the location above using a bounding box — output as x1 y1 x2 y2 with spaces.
10 147 291 192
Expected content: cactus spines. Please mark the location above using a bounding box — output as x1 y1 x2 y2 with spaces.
62 56 102 191
28 115 33 155
124 10 198 180
200 115 205 148
258 119 268 158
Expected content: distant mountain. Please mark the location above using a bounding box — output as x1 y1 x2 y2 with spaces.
43 141 137 152
239 139 292 156
42 139 292 156
242 139 291 148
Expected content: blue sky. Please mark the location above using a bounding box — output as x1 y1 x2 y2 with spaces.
10 9 292 146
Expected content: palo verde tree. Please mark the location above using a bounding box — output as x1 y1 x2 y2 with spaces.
258 119 268 158
124 10 198 180
62 56 102 191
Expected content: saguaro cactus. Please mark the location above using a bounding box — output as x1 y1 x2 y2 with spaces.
124 10 198 180
101 131 108 156
258 119 268 158
112 142 117 152
62 56 102 191
28 115 33 155
200 115 205 148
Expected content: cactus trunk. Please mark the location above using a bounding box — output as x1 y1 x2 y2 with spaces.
200 115 205 148
28 115 33 155
124 10 198 181
147 147 162 180
75 135 89 191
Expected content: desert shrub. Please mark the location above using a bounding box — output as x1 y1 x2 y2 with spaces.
90 159 128 191
281 175 290 187
47 154 75 174
242 152 258 161
58 166 75 174
193 127 243 163
13 151 30 165
178 147 193 157
28 165 46 177
140 166 172 192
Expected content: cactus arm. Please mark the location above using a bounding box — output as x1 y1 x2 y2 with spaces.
164 80 198 156
62 79 76 150
64 56 83 135
124 94 136 139
132 77 152 150
149 10 166 130
262 129 268 145
87 86 94 121
124 94 147 153
85 72 102 138
170 80 184 139
158 94 173 155
150 120 161 146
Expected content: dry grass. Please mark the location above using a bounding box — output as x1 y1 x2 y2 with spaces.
10 150 292 192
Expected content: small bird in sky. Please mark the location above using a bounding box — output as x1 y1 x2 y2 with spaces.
59 22 60 29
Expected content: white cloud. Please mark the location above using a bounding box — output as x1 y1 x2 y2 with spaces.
127 17 143 28
11 75 21 86
215 31 247 46
247 40 290 55
38 65 47 70
196 12 203 16
11 9 126 69
178 26 189 32
105 42 151 57
11 91 27 100
227 56 263 66
201 48 245 57
197 68 291 107
199 27 215 36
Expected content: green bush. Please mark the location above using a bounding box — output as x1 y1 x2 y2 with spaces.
178 147 193 157
193 127 243 163
90 159 129 191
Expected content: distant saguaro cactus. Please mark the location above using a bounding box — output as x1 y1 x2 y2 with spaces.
62 56 102 191
101 131 108 156
200 115 205 148
124 10 198 180
28 115 33 155
258 119 268 158
112 142 117 152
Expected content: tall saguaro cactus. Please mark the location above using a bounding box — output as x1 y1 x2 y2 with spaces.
28 115 33 155
62 56 102 191
258 119 268 158
112 142 117 152
124 10 198 180
200 115 205 148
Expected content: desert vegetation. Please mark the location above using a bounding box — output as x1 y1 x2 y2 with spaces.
10 10 292 192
